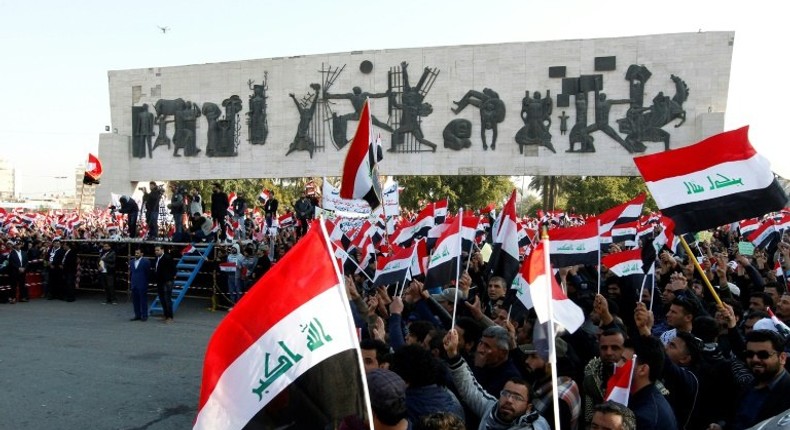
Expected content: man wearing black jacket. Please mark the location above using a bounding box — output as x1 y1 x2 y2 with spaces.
211 183 229 241
153 245 177 323
7 240 29 302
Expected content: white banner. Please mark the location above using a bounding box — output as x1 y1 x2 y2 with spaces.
321 180 372 215
382 180 400 218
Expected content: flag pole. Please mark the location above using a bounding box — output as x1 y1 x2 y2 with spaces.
678 235 723 307
319 216 375 429
650 267 656 312
597 219 602 295
541 227 562 430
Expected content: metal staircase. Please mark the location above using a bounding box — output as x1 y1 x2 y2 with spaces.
149 242 213 315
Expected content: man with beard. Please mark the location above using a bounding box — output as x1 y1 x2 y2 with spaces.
443 329 550 430
774 293 790 326
582 328 626 426
711 330 790 430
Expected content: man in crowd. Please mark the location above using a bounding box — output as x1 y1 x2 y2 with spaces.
264 190 279 228
443 329 550 430
7 240 29 303
590 401 636 430
153 245 176 323
713 330 790 429
129 248 151 322
294 193 314 238
99 242 117 305
141 181 164 240
582 328 626 425
117 195 139 238
211 183 229 241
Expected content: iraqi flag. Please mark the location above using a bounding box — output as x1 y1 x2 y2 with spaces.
373 244 415 288
488 189 520 285
611 220 638 248
340 98 382 210
548 223 599 267
602 248 645 277
605 356 635 406
591 193 646 234
634 126 789 234
739 218 760 236
433 199 448 224
425 211 462 290
194 225 367 430
523 241 584 333
83 153 103 185
258 189 271 204
748 219 779 250
278 213 295 229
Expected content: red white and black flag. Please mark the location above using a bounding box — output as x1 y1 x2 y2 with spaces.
548 223 599 267
488 189 520 285
602 248 645 278
634 126 788 234
340 98 383 210
425 210 462 290
194 225 367 430
83 153 103 185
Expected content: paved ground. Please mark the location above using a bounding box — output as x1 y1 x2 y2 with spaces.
0 290 225 430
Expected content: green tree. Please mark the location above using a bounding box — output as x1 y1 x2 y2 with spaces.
563 176 656 215
394 176 513 211
527 175 571 211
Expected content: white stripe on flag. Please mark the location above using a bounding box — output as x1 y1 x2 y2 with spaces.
645 154 774 210
194 288 355 430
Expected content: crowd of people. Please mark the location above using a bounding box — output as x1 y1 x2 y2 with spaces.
4 181 790 430
355 220 790 430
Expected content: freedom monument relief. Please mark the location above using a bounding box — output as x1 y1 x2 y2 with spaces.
96 32 733 203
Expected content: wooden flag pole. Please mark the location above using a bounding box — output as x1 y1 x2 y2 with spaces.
78 181 86 216
678 235 723 307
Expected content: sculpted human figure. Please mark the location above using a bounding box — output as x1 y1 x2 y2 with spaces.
515 90 554 153
247 82 268 145
390 61 437 152
325 86 392 148
585 90 633 152
135 104 156 158
451 88 505 150
173 101 201 157
286 83 321 158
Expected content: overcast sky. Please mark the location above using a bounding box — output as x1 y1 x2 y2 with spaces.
0 0 783 196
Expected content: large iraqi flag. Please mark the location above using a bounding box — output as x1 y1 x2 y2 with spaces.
194 223 367 429
634 126 788 234
340 98 383 210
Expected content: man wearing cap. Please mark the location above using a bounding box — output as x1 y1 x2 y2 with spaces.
443 329 550 430
523 337 581 430
366 368 413 429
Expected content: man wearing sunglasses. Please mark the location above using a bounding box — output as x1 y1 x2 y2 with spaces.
710 330 790 430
